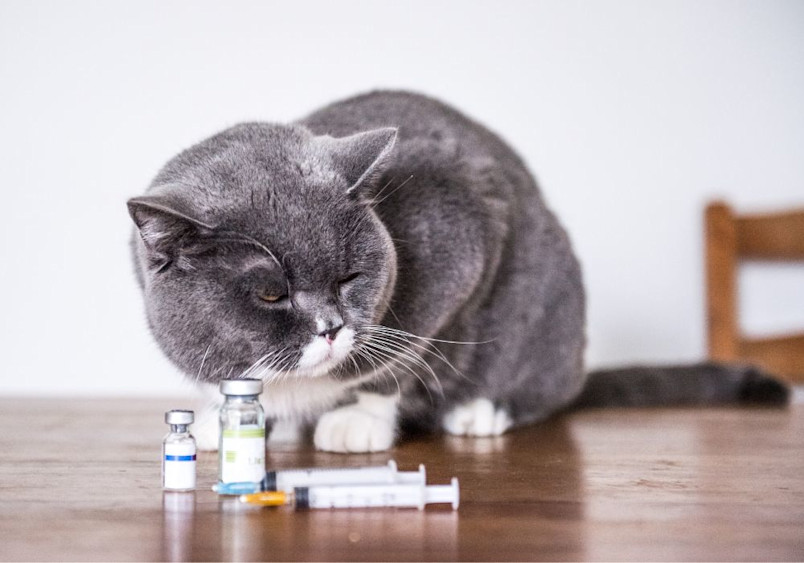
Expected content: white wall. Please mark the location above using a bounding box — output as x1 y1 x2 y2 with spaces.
1 0 802 396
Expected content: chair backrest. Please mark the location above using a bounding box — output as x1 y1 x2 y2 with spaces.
705 201 804 381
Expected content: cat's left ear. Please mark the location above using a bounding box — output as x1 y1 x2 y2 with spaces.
322 127 398 198
127 189 214 263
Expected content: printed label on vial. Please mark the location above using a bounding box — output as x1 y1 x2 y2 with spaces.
221 425 265 483
163 442 197 490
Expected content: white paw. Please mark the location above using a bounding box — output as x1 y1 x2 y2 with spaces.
442 398 512 437
314 393 397 453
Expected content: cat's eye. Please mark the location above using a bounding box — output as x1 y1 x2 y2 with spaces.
257 289 287 303
339 272 361 285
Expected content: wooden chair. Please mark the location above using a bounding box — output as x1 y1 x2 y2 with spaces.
705 201 804 382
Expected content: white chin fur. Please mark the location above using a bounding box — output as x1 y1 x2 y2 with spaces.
295 327 355 377
194 328 373 448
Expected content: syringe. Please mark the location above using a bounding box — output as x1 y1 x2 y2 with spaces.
213 460 426 495
239 478 460 510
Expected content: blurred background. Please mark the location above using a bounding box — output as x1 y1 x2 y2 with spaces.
1 0 802 396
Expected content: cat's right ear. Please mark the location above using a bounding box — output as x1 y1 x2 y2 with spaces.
127 192 213 264
320 127 398 199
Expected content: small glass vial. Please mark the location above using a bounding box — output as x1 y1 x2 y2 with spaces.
162 410 197 491
219 378 266 484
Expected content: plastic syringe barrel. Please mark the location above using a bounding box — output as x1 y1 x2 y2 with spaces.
293 478 460 510
274 460 400 491
216 460 426 494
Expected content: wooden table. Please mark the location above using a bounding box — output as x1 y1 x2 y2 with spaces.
1 399 802 561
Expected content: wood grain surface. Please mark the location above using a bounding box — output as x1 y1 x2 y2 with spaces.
0 398 802 561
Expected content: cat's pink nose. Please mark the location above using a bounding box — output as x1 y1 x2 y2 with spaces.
320 325 343 344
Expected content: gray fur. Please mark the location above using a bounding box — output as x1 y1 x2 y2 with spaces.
128 90 787 438
574 362 789 408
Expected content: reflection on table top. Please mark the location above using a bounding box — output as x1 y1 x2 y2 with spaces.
0 398 802 561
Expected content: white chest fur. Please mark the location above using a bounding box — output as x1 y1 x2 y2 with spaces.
260 376 351 419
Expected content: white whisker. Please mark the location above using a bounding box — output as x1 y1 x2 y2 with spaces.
369 176 398 204
371 174 414 207
354 345 401 396
195 345 212 382
365 323 494 345
361 324 476 383
359 335 445 397
371 328 469 382
357 338 439 401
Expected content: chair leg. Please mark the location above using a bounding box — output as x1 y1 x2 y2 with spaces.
705 201 739 361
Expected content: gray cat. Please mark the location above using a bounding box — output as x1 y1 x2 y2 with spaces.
128 90 787 452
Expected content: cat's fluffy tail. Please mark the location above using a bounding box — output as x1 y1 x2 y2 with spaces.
571 362 790 409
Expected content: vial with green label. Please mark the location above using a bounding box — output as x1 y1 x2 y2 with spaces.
218 378 266 484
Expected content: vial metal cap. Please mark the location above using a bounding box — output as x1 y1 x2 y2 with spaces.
165 409 194 425
220 378 263 396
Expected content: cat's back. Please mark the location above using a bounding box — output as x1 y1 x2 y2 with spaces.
298 90 525 171
299 90 470 137
302 91 586 423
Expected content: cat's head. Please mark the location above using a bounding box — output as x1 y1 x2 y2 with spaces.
127 123 398 384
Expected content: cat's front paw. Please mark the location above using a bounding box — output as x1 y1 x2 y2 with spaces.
314 393 397 453
443 398 512 437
